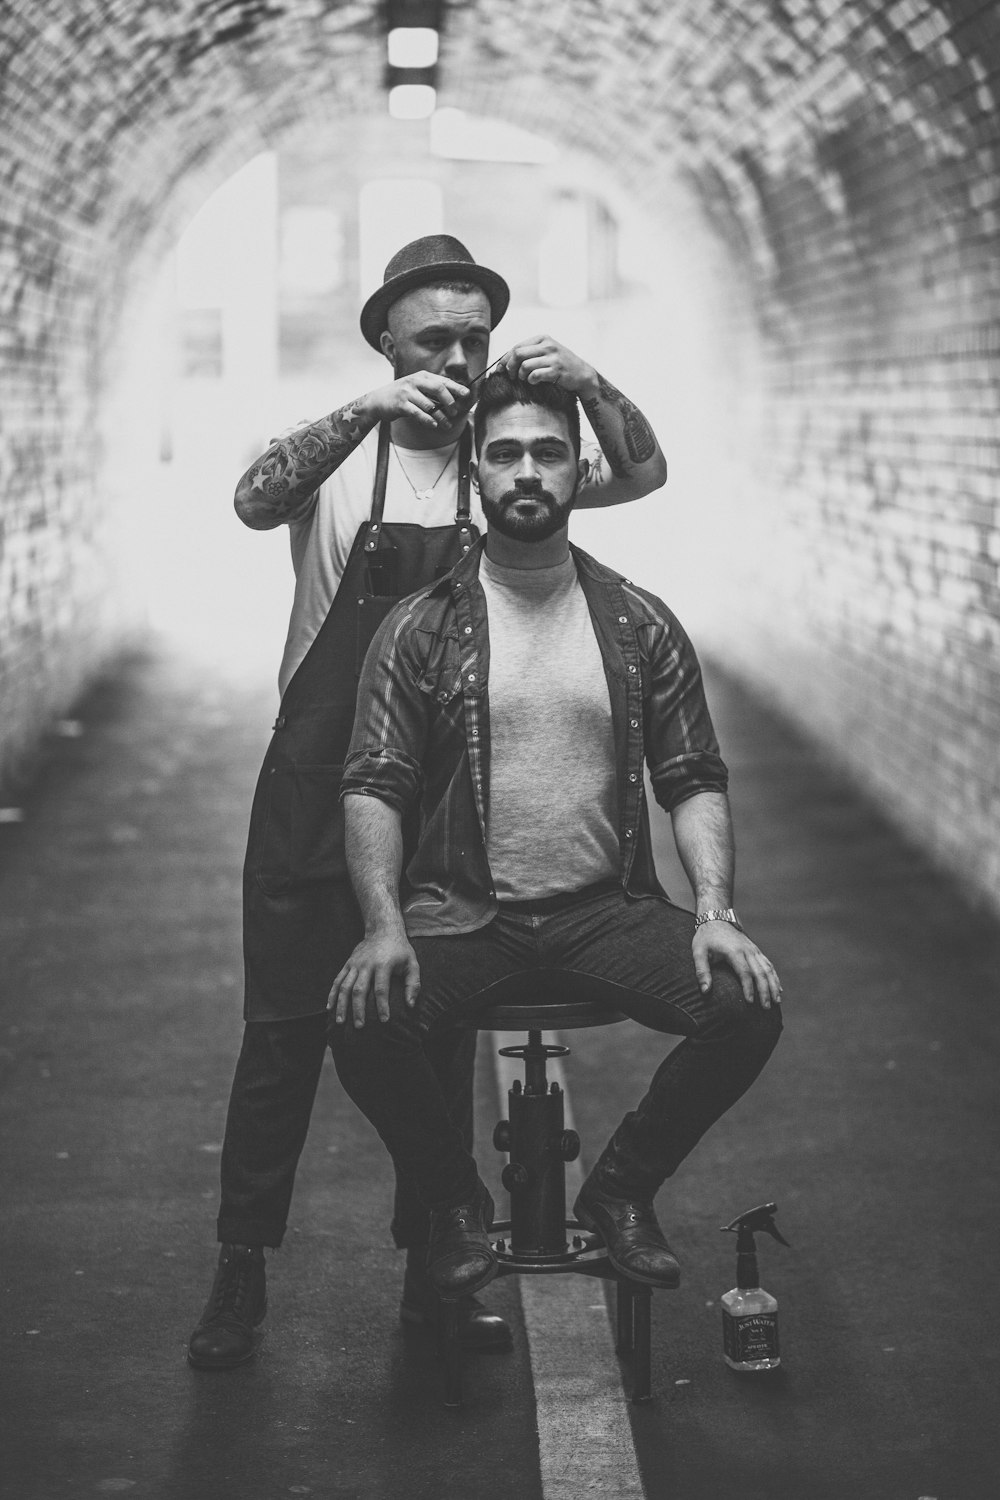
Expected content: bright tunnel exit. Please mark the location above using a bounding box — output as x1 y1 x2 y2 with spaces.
102 113 756 694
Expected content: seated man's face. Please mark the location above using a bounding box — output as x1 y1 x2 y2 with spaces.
473 403 584 543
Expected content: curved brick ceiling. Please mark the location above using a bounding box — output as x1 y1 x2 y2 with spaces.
2 0 1000 909
3 1 998 343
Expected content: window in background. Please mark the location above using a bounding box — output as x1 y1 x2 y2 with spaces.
538 191 620 307
178 308 223 378
538 192 590 307
279 207 344 296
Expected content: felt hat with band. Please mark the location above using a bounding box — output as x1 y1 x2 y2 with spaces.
360 234 510 351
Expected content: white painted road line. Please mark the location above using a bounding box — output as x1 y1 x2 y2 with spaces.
491 1034 647 1500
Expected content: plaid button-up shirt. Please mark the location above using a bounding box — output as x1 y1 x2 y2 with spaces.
341 538 729 936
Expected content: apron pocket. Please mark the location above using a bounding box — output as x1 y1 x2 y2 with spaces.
255 764 347 894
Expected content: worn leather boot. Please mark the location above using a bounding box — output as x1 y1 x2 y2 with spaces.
400 1249 512 1351
574 1172 681 1289
426 1178 497 1298
187 1244 267 1369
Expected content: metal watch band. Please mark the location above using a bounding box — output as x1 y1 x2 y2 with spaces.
694 908 743 932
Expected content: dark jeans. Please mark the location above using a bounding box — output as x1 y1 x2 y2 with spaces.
329 889 782 1211
217 1012 477 1248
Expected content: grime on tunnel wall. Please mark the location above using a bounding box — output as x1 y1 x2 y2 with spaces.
0 0 999 914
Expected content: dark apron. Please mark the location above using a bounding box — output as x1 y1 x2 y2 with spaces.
242 423 478 1020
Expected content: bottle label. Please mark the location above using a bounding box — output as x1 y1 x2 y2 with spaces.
723 1309 780 1362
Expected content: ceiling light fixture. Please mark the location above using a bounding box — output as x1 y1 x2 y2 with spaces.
383 1 443 120
387 27 439 69
388 84 437 120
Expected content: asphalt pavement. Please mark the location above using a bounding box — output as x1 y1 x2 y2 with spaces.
1 640 997 1500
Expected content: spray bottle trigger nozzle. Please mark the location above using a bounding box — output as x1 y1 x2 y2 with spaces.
721 1201 790 1247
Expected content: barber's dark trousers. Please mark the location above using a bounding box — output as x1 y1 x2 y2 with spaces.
217 1012 477 1248
329 889 782 1212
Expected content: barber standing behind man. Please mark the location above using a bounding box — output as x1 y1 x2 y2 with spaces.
187 235 669 1370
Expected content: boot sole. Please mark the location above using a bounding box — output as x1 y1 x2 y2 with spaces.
187 1306 267 1370
187 1342 259 1370
399 1302 513 1353
428 1253 499 1302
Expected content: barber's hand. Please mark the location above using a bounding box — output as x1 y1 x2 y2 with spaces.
327 928 421 1028
502 335 597 396
692 922 782 1009
367 370 470 430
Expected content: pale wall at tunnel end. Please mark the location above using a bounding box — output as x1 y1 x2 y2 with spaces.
0 0 999 917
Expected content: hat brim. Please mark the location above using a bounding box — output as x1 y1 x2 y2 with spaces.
360 261 510 350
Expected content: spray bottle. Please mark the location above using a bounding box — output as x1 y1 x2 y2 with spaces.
720 1201 789 1371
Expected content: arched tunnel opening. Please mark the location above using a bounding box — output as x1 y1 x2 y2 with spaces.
104 123 732 689
3 0 999 911
4 7 1000 1494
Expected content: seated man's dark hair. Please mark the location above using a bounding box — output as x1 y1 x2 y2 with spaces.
473 371 581 459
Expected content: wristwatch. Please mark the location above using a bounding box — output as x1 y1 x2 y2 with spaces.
694 908 743 932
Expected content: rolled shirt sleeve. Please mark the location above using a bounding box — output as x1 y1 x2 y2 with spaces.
341 603 429 816
638 608 729 812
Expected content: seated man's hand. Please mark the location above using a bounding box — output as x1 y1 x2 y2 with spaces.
693 922 782 1009
502 335 597 396
327 927 421 1028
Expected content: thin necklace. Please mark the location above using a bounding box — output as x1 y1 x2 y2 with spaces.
392 440 459 502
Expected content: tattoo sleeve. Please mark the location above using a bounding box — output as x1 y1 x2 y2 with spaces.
234 398 375 529
580 373 658 483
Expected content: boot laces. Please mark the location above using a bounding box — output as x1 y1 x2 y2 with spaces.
211 1249 256 1320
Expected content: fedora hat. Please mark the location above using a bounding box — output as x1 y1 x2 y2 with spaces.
360 234 510 350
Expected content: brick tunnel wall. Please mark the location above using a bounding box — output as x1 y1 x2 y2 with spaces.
1 1 999 910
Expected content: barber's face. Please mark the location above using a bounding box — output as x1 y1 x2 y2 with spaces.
380 286 491 388
472 404 584 543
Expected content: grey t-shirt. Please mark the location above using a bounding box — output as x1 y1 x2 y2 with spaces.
479 552 620 901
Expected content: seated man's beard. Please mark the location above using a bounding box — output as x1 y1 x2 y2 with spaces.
482 487 576 542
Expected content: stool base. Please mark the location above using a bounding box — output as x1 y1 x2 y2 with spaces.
439 1218 660 1409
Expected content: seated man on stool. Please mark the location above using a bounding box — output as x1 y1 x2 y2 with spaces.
327 371 783 1297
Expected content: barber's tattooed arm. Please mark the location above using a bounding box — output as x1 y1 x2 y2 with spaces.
576 372 666 507
501 335 667 507
581 375 655 471
234 398 375 530
234 364 473 530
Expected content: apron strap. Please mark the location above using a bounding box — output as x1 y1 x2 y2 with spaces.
456 425 473 524
367 420 474 547
366 422 392 550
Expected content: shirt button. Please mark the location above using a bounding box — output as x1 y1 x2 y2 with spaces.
464 626 473 634
618 615 628 623
625 829 633 839
629 773 638 783
628 665 637 674
630 718 639 729
468 673 477 682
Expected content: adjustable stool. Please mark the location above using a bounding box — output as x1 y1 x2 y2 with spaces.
442 972 670 1409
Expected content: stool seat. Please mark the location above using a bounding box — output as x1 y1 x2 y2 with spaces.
456 968 628 1032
